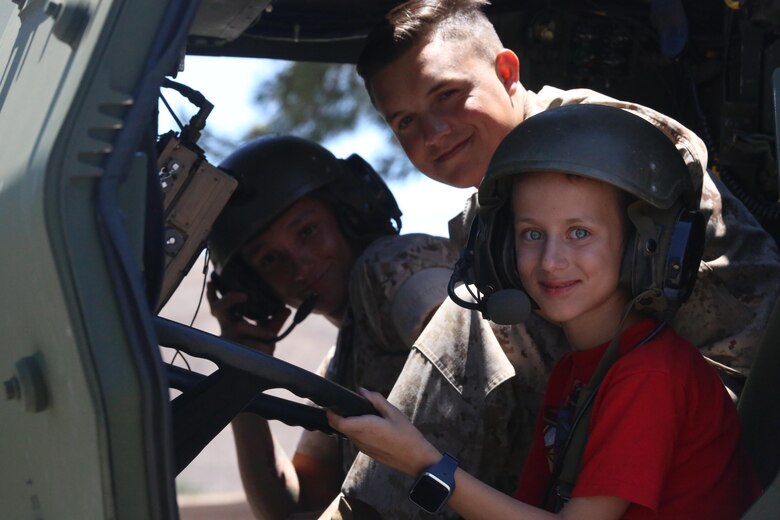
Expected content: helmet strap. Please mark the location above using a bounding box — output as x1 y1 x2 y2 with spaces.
545 294 668 511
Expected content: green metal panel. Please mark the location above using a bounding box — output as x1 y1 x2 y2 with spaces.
0 0 181 518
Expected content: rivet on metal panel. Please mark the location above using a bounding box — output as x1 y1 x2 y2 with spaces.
12 354 49 413
46 2 90 48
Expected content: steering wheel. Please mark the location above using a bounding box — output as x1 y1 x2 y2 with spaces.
154 316 377 474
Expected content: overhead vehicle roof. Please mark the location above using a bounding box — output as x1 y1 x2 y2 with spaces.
186 0 727 64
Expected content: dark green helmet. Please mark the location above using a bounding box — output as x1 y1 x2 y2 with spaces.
458 104 706 322
208 134 402 275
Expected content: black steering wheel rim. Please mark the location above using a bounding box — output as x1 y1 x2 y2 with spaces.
154 316 376 474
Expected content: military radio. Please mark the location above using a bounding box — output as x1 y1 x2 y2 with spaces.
155 79 237 311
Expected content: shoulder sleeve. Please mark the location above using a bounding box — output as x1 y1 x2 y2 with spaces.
672 172 780 373
348 233 459 352
447 191 477 249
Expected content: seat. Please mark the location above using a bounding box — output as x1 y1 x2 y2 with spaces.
739 295 780 518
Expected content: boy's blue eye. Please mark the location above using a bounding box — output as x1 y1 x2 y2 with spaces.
522 229 544 241
570 228 590 240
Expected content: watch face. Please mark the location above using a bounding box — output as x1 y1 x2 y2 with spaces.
409 473 452 514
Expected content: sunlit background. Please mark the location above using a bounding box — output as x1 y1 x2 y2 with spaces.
158 55 472 504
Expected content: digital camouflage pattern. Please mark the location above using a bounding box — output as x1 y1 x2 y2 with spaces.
332 87 780 519
295 232 459 474
330 232 460 398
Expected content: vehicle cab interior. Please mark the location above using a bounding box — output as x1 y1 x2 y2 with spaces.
0 0 778 518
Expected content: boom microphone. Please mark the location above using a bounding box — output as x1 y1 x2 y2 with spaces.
263 293 319 343
483 289 532 325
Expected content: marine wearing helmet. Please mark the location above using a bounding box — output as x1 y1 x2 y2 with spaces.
205 134 459 518
208 134 402 327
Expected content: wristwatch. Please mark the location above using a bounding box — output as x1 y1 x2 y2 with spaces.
408 453 458 514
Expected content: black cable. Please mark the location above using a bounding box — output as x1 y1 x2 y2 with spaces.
720 167 780 222
189 250 210 328
159 92 184 131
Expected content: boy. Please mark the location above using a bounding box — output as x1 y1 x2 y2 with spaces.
337 2 780 516
329 105 760 518
206 135 458 518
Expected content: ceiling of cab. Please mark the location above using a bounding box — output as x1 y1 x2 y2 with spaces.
187 0 402 63
186 0 779 65
186 0 526 63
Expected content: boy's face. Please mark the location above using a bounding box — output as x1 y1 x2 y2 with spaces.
240 196 355 322
512 172 627 337
370 37 523 189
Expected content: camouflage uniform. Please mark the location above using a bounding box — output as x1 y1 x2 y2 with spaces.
333 87 780 519
295 232 460 475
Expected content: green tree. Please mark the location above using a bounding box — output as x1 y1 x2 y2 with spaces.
247 61 413 179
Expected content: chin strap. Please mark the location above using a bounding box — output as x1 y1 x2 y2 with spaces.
544 293 671 512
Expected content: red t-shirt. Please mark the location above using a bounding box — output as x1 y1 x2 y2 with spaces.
515 319 761 519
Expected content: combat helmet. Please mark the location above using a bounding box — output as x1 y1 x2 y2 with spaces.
453 104 706 323
208 134 401 322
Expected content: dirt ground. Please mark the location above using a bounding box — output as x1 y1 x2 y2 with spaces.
159 259 338 515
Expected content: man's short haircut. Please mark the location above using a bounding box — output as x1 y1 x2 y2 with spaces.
357 0 503 101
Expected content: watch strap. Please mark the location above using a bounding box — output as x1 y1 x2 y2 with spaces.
429 452 458 488
408 453 459 513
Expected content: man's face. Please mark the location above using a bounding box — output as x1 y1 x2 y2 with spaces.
240 196 356 322
370 37 523 189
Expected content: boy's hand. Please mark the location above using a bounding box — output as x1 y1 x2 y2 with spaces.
206 281 291 355
327 388 441 477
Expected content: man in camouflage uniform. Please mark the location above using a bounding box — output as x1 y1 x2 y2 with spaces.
327 1 780 518
206 135 459 519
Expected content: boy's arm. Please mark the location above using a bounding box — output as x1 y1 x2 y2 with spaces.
327 389 629 520
450 470 629 520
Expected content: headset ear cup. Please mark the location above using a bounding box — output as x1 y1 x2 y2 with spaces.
619 230 639 295
492 204 522 290
214 259 285 323
499 222 520 289
662 210 706 305
625 201 659 301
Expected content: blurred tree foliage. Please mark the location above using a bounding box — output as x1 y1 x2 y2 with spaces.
246 61 414 179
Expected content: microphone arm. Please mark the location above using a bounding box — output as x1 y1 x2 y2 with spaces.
261 293 319 344
447 257 531 325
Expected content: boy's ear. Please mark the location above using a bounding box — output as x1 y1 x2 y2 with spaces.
495 49 520 94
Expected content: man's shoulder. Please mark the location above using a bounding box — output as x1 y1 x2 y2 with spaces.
346 234 459 352
356 233 458 269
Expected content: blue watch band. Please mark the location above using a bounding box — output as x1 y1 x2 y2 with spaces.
409 453 459 513
429 453 458 487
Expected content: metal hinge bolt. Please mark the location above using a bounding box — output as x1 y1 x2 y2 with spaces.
4 354 49 413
